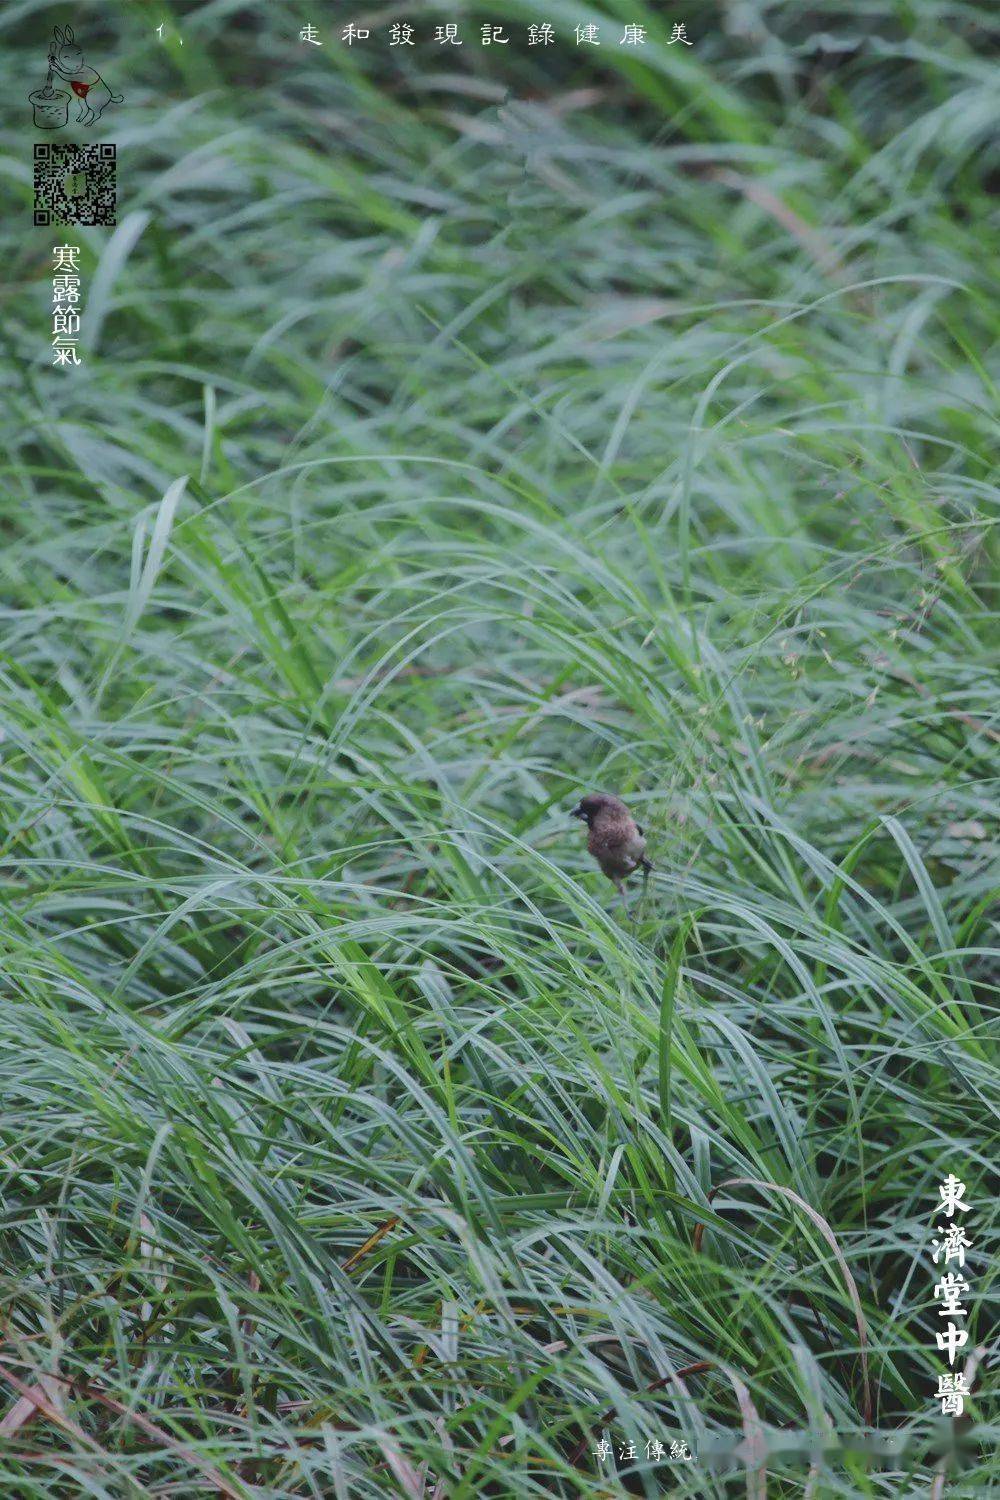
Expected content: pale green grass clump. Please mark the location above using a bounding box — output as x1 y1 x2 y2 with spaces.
0 2 996 1494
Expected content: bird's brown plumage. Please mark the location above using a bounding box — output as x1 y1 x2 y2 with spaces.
570 792 651 889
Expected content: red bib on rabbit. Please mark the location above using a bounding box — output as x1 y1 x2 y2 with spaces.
70 80 92 98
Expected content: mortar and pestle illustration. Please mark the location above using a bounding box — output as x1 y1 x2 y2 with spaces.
30 49 70 129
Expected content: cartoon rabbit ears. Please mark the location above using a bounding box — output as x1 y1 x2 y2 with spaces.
53 25 75 44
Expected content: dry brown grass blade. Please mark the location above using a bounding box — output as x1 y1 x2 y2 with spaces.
708 169 849 285
693 1178 873 1426
0 1360 245 1499
0 1362 66 1439
0 1390 44 1438
241 1267 261 1341
0 1363 120 1467
78 1378 247 1498
341 1215 401 1273
377 1437 426 1497
722 1367 767 1500
887 666 1000 745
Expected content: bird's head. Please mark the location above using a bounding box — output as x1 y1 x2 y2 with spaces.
570 792 619 826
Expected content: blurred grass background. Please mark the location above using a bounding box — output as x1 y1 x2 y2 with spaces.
0 1 998 1494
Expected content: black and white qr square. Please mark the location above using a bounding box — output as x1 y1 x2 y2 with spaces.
34 143 116 227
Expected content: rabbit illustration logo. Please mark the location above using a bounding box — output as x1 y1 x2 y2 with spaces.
41 26 124 126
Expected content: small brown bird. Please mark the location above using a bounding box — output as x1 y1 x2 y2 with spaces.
571 792 652 912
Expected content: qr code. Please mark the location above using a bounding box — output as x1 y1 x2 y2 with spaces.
34 143 116 227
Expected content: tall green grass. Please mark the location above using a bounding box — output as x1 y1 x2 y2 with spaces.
0 1 996 1493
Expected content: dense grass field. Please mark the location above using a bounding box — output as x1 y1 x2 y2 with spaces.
1 2 997 1494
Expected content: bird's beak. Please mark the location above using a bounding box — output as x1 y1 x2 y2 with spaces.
570 805 585 819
